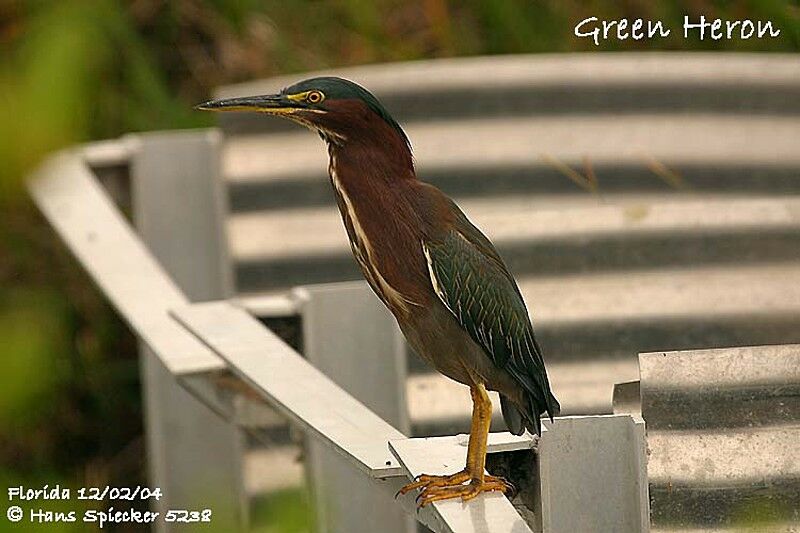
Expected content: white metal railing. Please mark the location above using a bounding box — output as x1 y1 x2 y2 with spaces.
29 142 650 533
29 151 223 375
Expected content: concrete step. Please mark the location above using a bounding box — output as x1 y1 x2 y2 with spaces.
223 115 800 187
515 263 800 325
229 194 800 291
215 53 800 136
229 194 800 261
228 162 800 213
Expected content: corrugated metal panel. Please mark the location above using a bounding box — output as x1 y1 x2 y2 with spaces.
640 345 800 531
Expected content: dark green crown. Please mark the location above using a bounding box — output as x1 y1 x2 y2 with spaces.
285 77 410 148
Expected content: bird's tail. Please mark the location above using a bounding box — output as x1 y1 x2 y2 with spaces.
501 389 560 437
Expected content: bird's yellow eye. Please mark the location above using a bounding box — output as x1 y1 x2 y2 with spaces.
306 90 324 104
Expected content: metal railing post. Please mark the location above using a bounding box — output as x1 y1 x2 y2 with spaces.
294 282 415 533
129 130 246 530
537 415 650 532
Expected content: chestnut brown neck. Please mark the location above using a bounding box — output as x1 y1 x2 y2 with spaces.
320 99 414 182
321 104 430 312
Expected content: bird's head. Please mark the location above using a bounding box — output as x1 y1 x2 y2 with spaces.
196 76 409 148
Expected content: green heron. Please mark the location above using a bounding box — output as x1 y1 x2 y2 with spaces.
197 77 560 506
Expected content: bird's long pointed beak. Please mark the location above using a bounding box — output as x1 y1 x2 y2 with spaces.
194 94 294 114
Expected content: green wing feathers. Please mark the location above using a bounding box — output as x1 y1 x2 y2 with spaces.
423 217 559 435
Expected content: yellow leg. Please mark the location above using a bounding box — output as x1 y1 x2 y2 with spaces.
396 383 513 506
466 382 492 480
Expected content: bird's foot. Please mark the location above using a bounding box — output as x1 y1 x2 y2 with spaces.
396 470 471 497
416 476 513 507
396 471 513 507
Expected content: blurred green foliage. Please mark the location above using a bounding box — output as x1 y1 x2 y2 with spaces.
251 488 315 533
0 0 797 531
0 290 63 432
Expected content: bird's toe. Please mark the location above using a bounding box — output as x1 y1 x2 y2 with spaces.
414 475 514 507
395 469 470 498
